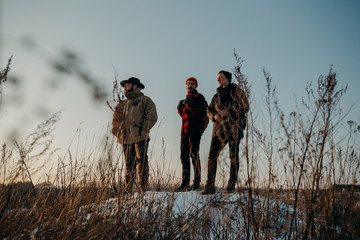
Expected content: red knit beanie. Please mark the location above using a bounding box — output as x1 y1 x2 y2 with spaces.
186 77 198 87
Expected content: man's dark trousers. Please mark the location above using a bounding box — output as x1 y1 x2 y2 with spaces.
123 139 149 192
180 133 202 189
206 129 243 189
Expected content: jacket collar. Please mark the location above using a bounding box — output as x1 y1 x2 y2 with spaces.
217 83 235 96
187 89 198 97
125 88 143 100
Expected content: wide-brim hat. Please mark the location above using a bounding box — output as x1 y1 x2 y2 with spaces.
120 77 145 89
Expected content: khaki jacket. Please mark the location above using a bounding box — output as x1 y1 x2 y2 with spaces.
112 88 157 144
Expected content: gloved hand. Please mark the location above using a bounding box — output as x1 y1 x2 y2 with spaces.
184 108 192 114
177 100 185 111
183 98 192 107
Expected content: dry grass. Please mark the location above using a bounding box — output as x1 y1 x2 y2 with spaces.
1 54 359 239
0 56 13 110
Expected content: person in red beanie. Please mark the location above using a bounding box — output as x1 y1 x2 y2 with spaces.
176 77 208 191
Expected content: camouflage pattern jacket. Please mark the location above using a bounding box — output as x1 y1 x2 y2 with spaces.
207 83 249 140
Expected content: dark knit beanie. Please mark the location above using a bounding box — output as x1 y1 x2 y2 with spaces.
219 70 232 82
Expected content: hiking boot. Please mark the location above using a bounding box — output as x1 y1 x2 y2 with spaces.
123 185 133 194
192 184 200 191
201 184 216 195
176 183 190 192
226 185 235 194
191 180 200 191
140 184 148 193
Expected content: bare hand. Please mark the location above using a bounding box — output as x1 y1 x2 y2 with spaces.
219 110 228 117
214 114 222 122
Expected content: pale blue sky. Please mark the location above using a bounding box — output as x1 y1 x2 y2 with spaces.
1 1 359 183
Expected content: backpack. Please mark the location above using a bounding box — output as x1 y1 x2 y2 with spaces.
199 94 209 132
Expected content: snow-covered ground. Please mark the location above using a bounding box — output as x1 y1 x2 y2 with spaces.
81 190 301 239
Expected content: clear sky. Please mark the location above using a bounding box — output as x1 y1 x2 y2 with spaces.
1 1 360 184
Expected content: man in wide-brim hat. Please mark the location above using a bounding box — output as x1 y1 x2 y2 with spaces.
112 77 157 192
120 77 145 89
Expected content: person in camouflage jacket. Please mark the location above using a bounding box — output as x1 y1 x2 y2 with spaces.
202 71 249 194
